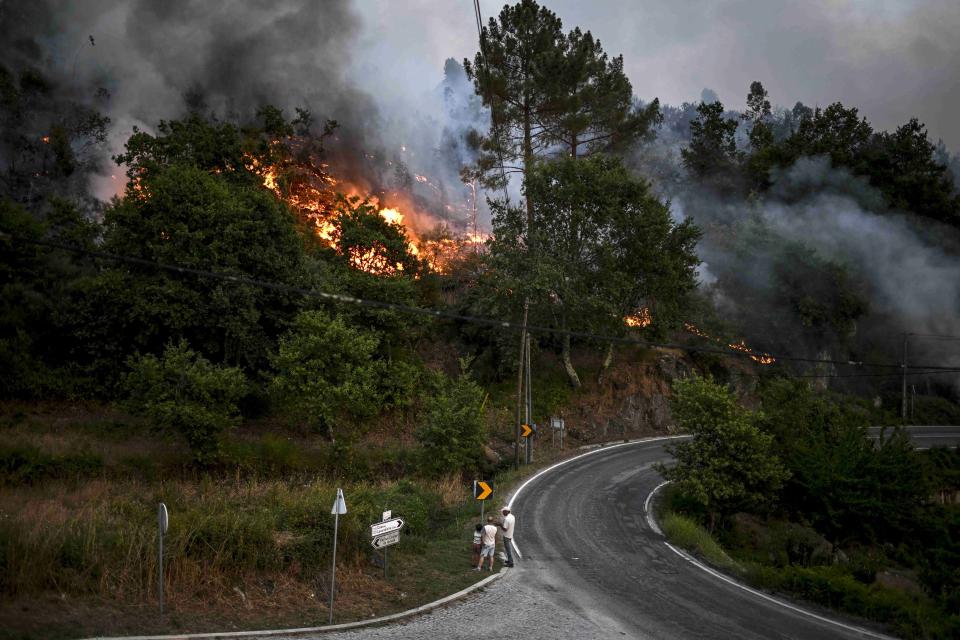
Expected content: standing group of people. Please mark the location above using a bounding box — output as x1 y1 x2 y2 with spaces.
472 506 516 571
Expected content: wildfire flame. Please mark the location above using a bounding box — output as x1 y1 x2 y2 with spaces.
247 153 482 275
683 322 775 365
624 307 652 328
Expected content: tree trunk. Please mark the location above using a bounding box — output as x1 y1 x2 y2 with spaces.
561 331 581 389
597 342 614 385
523 98 534 243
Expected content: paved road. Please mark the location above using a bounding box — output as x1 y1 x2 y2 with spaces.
868 425 960 449
301 427 957 640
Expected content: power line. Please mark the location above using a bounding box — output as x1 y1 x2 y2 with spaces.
8 231 960 375
906 333 960 341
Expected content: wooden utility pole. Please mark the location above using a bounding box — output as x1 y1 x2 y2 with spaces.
514 300 529 469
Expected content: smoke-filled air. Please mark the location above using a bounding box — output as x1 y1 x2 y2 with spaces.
2 2 960 638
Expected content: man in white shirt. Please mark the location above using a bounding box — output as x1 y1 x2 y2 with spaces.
475 516 499 571
500 506 516 567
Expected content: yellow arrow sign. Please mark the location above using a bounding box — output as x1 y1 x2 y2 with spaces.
521 423 533 438
474 481 492 500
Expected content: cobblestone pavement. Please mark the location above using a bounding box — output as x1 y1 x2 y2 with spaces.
278 564 637 640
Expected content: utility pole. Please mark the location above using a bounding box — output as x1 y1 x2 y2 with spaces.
514 300 529 469
901 333 908 422
525 333 533 464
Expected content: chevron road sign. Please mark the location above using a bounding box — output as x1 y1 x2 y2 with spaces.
474 480 493 500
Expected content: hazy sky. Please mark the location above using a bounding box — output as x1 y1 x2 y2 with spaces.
352 0 960 149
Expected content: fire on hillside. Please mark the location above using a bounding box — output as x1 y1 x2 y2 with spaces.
245 144 485 275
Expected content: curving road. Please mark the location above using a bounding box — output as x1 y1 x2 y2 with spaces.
301 427 957 640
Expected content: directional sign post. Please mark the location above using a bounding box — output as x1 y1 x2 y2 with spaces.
157 503 168 615
474 480 492 522
329 488 347 624
370 518 404 537
520 423 533 438
370 515 404 579
372 530 400 549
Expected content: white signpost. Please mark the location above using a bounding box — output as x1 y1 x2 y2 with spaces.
370 514 404 578
157 503 168 615
329 488 347 624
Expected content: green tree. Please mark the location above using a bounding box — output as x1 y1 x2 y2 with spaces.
464 0 565 236
83 160 309 374
489 155 699 387
543 27 661 158
759 380 929 545
0 198 99 397
124 340 247 463
742 81 776 189
681 101 742 190
659 376 788 530
271 310 384 443
863 118 960 225
780 102 873 169
416 372 487 477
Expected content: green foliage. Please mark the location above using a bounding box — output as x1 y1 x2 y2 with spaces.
681 101 743 190
271 310 384 442
0 198 98 397
463 0 565 189
488 155 700 386
752 100 960 225
0 444 103 485
542 27 661 158
759 380 929 545
749 564 959 639
660 510 740 572
88 160 309 374
416 372 487 477
659 377 788 527
124 340 247 463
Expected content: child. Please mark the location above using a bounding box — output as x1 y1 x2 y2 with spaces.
471 523 483 567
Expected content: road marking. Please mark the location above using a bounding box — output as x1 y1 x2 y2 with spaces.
507 435 690 560
662 542 894 639
643 482 895 639
643 480 670 536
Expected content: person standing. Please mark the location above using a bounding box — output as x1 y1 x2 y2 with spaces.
500 506 516 567
471 522 483 567
475 516 499 571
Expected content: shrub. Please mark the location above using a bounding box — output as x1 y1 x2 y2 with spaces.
124 340 247 463
658 376 788 529
271 310 385 442
415 372 486 477
0 444 103 484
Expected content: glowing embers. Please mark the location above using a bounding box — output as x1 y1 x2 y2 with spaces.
624 307 653 328
683 322 776 365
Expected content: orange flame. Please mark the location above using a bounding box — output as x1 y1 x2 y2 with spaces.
684 322 775 365
624 307 653 328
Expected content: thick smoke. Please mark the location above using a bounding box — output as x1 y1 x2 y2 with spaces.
655 143 960 395
1 0 486 229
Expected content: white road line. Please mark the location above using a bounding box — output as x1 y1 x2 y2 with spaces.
643 480 671 535
643 482 896 640
662 542 894 640
507 435 689 559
